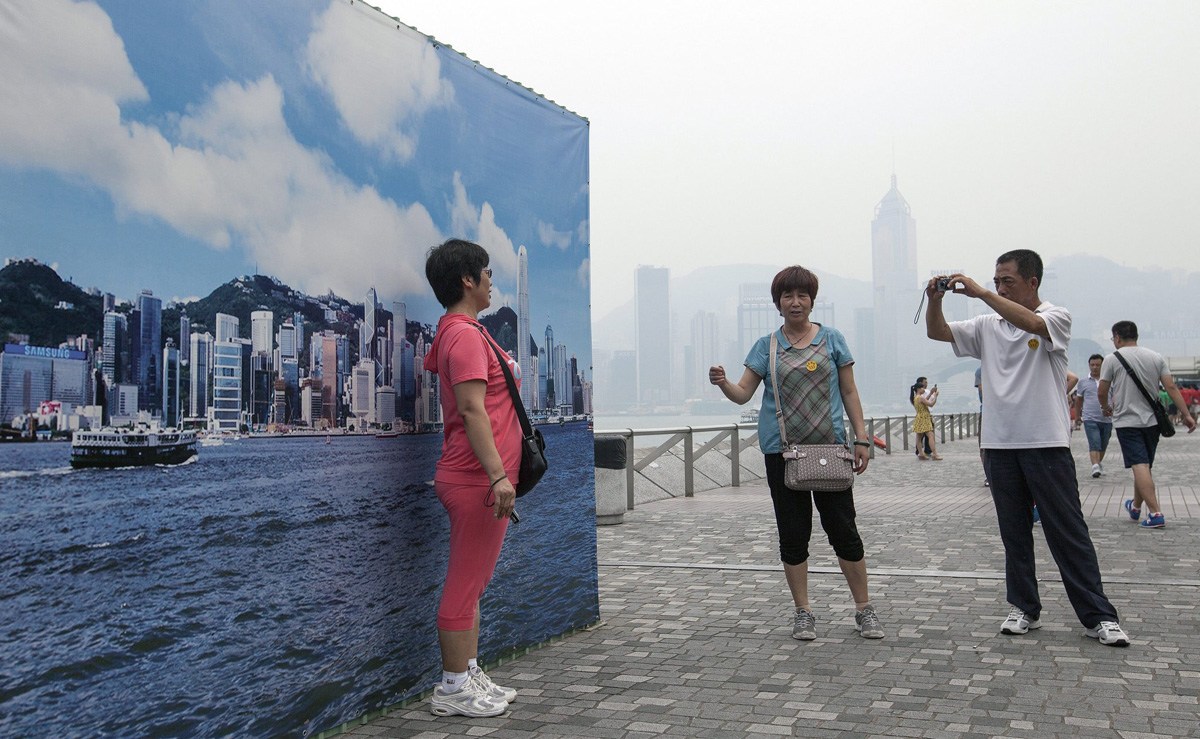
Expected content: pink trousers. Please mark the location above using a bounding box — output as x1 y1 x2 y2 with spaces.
435 480 510 630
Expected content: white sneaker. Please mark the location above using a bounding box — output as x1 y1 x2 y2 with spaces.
1085 621 1130 647
470 665 517 703
430 678 508 717
1091 464 1101 478
1000 608 1041 635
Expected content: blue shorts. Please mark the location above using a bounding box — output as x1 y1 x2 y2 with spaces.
1115 426 1159 468
1082 420 1112 453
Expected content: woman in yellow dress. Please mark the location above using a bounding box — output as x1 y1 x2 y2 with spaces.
910 376 941 460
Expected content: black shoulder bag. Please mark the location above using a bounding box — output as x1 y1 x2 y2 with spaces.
480 328 547 495
1112 350 1175 438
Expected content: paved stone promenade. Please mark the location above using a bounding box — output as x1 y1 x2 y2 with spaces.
342 430 1200 738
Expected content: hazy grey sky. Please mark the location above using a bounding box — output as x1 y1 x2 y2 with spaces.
374 0 1200 317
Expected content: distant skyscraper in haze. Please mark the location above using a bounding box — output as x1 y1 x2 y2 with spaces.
517 246 532 410
737 283 774 358
688 311 719 399
634 265 671 406
871 174 918 388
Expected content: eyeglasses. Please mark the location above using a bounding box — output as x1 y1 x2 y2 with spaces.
481 268 493 279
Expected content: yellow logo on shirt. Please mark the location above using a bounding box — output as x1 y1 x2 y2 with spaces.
1028 338 1039 350
806 360 818 372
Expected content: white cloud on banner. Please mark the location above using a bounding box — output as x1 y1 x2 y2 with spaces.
0 0 443 301
448 172 519 280
0 0 148 172
537 221 572 250
577 258 590 289
305 0 453 162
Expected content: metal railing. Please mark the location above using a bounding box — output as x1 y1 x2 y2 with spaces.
595 412 980 511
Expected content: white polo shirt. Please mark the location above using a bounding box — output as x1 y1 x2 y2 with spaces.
948 302 1072 449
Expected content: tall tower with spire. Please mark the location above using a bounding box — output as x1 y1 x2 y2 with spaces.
871 174 918 389
363 287 378 362
517 245 532 411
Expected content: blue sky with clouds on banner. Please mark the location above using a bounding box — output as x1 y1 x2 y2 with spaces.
0 0 591 362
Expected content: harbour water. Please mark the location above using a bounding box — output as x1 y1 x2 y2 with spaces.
0 424 599 737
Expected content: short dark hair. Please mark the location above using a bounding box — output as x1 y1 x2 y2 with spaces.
1088 353 1104 363
425 239 489 308
770 265 819 309
996 249 1043 284
1112 320 1138 341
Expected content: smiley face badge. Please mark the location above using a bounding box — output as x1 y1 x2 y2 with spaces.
806 359 818 372
1027 338 1040 350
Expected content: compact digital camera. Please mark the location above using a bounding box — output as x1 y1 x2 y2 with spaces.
935 277 951 292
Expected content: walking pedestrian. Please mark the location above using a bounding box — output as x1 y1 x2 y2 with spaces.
1098 320 1197 529
1071 354 1113 478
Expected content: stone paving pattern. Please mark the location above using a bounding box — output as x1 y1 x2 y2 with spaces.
339 429 1200 738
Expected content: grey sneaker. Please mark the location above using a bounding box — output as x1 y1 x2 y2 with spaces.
470 665 517 702
855 605 885 639
430 678 508 717
1000 607 1041 635
792 608 817 640
1085 621 1130 647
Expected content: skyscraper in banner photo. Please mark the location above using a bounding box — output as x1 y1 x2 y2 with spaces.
517 245 532 411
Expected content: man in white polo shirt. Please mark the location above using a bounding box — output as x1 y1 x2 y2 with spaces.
923 249 1129 647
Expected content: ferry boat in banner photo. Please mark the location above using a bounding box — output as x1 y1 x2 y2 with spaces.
69 423 199 468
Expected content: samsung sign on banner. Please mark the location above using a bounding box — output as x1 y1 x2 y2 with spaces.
4 343 87 361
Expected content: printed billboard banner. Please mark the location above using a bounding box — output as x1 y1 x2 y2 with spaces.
0 0 596 736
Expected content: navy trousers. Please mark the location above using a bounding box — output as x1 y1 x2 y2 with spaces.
984 447 1118 628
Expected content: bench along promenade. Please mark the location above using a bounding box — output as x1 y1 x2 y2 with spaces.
340 419 1200 738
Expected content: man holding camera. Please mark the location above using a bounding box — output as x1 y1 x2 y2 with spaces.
924 249 1129 647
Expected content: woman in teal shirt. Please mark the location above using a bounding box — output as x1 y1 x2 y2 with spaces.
709 265 883 642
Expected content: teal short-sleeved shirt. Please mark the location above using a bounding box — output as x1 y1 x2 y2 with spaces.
744 324 854 453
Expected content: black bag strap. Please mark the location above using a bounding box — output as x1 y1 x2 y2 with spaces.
478 326 534 439
1112 349 1161 412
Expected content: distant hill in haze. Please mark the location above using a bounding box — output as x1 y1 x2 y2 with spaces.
1043 254 1200 354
